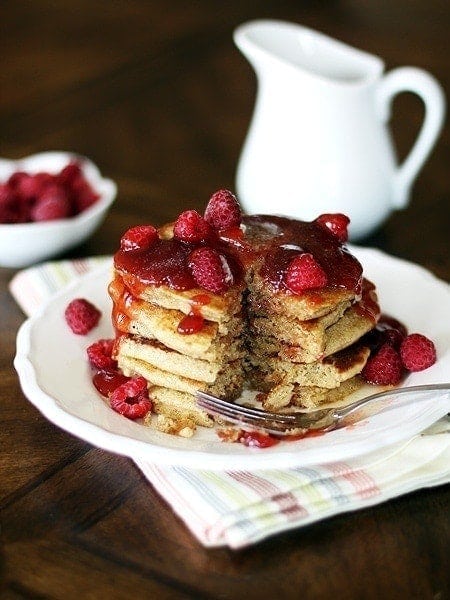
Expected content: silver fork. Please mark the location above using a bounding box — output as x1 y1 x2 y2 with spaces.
196 383 450 436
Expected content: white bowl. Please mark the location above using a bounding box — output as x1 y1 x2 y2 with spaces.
0 151 117 268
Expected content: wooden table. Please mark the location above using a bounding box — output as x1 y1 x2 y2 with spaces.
1 1 449 598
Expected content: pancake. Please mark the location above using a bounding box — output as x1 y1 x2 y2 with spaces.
110 275 245 359
144 387 215 436
118 354 245 399
247 344 370 390
261 376 367 411
250 298 377 363
249 268 357 321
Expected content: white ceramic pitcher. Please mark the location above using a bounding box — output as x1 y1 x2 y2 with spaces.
234 20 445 239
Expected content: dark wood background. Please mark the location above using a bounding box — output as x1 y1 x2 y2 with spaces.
1 1 449 598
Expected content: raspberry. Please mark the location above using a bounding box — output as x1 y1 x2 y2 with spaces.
120 225 159 251
378 315 408 349
70 178 99 213
6 171 27 189
400 334 436 372
0 185 20 223
378 315 408 338
362 315 408 352
284 253 328 294
383 328 405 350
65 298 101 335
204 189 242 230
31 186 71 221
189 246 233 293
316 213 350 243
109 376 152 419
173 210 212 243
362 343 403 385
87 339 117 370
17 172 53 200
58 161 83 186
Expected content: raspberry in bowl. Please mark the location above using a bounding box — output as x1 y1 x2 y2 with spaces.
0 151 117 268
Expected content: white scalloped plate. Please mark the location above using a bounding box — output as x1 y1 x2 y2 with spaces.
14 247 450 470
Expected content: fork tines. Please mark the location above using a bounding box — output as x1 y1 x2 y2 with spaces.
196 390 300 424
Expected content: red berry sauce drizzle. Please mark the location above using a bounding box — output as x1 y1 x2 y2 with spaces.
113 201 364 340
93 369 130 397
177 293 211 334
253 215 362 294
114 214 363 298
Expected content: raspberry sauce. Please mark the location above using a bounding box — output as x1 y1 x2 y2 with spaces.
113 214 362 295
354 278 380 322
239 430 280 448
250 215 362 293
177 293 211 334
93 370 130 397
108 275 134 334
114 238 197 290
177 314 204 334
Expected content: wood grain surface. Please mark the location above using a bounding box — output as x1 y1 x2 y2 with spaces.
1 1 449 598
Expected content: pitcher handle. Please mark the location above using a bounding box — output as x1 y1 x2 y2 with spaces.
376 67 445 209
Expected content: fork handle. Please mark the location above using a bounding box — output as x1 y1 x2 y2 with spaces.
334 383 450 422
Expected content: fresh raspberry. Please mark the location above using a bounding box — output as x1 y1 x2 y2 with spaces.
377 315 408 349
204 189 242 230
58 161 83 186
0 183 31 223
173 210 212 243
70 178 99 213
87 339 117 370
284 253 328 294
31 186 71 221
400 334 436 372
0 185 20 223
383 328 405 350
315 213 350 243
16 172 53 200
6 171 27 189
109 376 152 419
65 298 101 335
189 246 233 293
362 315 408 352
378 315 408 338
120 225 159 251
362 343 403 385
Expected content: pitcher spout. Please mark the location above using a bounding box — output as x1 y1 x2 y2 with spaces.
234 19 383 85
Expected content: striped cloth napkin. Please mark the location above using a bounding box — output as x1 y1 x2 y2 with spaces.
9 257 450 549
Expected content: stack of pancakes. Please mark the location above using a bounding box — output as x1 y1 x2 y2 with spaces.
245 275 379 411
109 275 246 435
109 214 380 435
